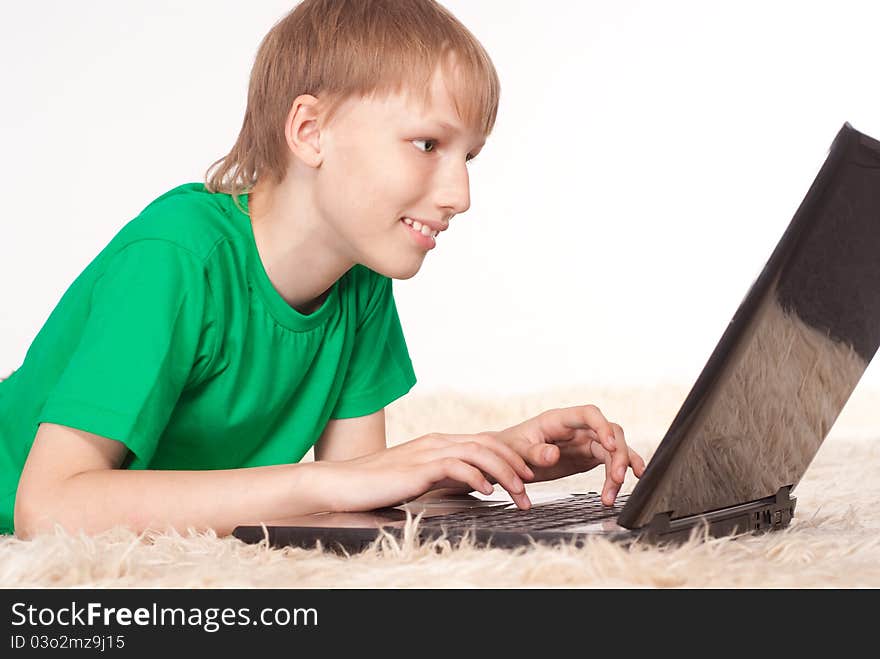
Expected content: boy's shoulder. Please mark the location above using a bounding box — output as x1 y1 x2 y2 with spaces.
109 183 236 264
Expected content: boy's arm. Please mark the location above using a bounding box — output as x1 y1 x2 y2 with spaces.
14 423 333 539
313 409 387 461
16 416 539 538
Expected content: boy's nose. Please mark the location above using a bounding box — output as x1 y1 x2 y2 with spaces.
435 162 471 216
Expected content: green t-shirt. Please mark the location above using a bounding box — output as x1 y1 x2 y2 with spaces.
0 183 417 534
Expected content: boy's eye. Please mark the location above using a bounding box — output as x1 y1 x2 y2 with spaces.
412 138 437 154
412 138 477 163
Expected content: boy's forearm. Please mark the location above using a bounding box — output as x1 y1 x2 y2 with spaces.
16 461 337 539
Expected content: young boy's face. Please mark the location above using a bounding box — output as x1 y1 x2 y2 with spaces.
313 65 486 279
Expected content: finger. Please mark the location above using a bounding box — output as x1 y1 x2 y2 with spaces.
533 442 559 468
601 450 620 506
541 405 618 455
502 433 560 469
430 443 531 509
592 430 643 481
609 423 631 485
430 458 495 496
588 439 609 463
449 434 535 481
586 441 619 506
629 446 648 478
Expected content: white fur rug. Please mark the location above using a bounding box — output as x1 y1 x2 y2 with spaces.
2 385 878 588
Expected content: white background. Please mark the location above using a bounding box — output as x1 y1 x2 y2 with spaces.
2 0 879 397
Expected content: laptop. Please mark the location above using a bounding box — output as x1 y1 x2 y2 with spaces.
233 121 880 552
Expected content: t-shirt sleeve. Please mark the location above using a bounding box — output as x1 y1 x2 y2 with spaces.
330 273 417 419
37 240 215 464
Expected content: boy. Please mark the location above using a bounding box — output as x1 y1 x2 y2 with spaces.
1 0 645 539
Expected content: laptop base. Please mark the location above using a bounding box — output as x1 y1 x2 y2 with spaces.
232 487 796 553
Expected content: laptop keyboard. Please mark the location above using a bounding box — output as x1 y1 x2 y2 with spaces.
421 492 629 532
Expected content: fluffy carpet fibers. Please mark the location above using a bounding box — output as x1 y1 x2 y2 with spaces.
2 385 878 588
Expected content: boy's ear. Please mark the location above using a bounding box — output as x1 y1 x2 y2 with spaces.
284 94 324 168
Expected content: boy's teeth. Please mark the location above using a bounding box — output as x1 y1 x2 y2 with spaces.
403 218 438 238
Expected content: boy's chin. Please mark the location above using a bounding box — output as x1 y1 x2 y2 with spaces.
364 254 426 280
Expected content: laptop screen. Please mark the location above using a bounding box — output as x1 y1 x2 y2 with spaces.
620 123 880 529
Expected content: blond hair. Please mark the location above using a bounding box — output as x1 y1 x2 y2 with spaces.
205 0 501 213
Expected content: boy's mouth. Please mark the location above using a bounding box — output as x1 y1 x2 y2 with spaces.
400 217 437 250
400 217 440 238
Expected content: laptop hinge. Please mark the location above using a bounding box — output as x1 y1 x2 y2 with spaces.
644 485 797 539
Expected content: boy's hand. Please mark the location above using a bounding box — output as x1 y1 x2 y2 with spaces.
329 431 536 512
488 406 647 506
